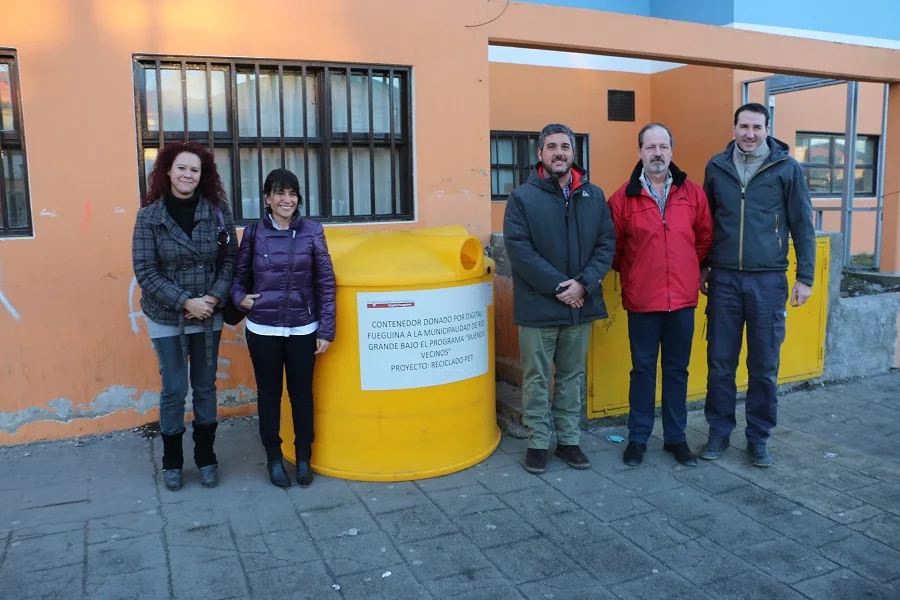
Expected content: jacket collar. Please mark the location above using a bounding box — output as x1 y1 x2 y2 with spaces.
625 160 687 197
711 135 791 170
261 207 304 231
145 194 213 225
528 162 588 195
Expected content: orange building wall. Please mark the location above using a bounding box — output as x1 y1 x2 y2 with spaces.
649 65 735 185
488 62 652 233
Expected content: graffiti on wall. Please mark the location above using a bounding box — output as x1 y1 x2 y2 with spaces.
0 262 21 321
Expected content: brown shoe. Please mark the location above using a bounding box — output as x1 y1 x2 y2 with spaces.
555 444 591 469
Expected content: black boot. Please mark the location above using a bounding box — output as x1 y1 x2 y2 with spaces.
295 460 313 488
160 430 184 491
192 421 219 488
267 460 291 489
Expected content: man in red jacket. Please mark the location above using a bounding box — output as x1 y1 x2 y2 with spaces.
608 123 713 467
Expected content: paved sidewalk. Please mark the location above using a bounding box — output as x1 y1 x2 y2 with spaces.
1 373 899 600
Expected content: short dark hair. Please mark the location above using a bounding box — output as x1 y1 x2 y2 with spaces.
263 168 303 203
638 123 674 149
538 123 575 150
734 102 770 127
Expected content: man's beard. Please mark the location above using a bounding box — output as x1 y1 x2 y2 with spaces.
544 158 571 177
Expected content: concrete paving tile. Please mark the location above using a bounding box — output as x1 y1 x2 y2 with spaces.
318 531 403 576
684 508 781 550
611 571 714 600
0 562 84 600
87 534 166 577
653 539 754 586
600 464 683 495
171 555 249 600
849 482 900 517
246 560 335 600
85 567 170 600
471 449 523 472
332 564 432 599
702 570 807 600
288 475 357 512
672 463 751 497
819 531 900 583
830 504 887 525
400 533 493 582
718 483 801 520
500 485 580 523
234 529 320 573
349 480 430 515
422 566 511 598
427 484 506 517
454 508 539 549
481 536 583 585
539 466 611 497
848 511 900 550
781 480 867 518
792 568 899 600
87 509 164 545
764 508 853 548
472 464 547 495
166 521 236 551
3 525 85 573
441 586 525 600
739 538 839 583
375 503 458 544
644 486 719 521
610 511 700 552
520 571 619 600
413 469 483 494
298 503 380 542
528 511 665 586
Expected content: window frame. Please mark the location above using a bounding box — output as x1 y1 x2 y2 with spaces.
0 49 33 238
795 131 878 199
489 130 590 202
132 54 414 225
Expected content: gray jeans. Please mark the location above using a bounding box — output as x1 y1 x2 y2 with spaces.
151 331 221 435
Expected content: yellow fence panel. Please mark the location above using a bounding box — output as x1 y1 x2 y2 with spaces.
587 237 830 418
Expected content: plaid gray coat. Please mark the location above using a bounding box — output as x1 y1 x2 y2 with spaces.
131 196 237 363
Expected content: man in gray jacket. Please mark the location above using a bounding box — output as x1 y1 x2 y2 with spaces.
503 123 616 474
700 103 815 467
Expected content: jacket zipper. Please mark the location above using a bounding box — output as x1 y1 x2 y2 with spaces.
728 157 786 271
775 214 781 251
281 230 297 323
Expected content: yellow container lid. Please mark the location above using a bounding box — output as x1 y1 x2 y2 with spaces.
325 226 486 287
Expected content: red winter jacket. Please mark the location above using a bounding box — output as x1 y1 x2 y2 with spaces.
609 161 713 313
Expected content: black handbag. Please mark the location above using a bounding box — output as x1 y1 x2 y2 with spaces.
214 207 257 326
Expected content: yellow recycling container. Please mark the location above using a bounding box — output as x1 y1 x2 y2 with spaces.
278 226 500 481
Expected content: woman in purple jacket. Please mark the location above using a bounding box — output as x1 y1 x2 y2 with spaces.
230 168 336 489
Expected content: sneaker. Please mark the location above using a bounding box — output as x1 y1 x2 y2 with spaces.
747 443 773 467
663 442 698 467
699 436 730 460
555 444 591 469
524 448 548 474
623 442 646 467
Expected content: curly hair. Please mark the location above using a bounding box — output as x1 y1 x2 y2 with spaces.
142 141 228 207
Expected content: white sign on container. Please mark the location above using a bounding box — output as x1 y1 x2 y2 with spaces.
357 283 489 391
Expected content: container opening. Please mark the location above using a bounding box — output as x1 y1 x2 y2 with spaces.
460 238 480 271
486 265 492 274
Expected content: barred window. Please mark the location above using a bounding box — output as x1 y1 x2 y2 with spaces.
133 56 413 223
0 50 32 237
490 131 589 200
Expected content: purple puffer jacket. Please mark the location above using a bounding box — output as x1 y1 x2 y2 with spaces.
230 212 337 341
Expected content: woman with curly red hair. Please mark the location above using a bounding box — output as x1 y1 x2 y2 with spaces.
132 141 237 491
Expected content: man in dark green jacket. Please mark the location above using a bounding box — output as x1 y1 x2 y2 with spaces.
503 123 616 474
700 103 816 467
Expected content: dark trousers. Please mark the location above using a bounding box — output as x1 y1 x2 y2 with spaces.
627 308 695 444
705 269 788 444
151 330 221 435
246 330 317 462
